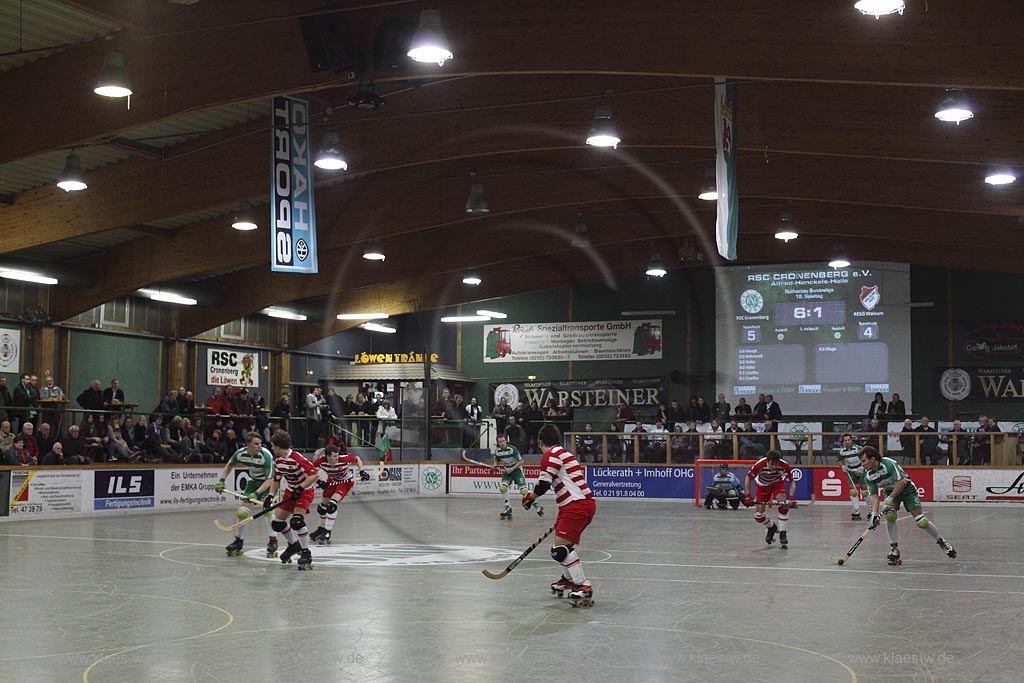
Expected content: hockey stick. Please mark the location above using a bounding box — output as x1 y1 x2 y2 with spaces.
482 525 555 580
213 496 287 533
221 488 265 503
828 525 875 565
462 449 494 468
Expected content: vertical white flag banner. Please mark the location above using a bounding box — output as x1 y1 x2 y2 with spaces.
271 94 318 273
715 78 738 261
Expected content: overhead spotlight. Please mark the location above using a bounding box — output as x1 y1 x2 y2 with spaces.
362 239 386 261
348 82 384 110
56 153 87 192
645 252 667 278
586 105 621 149
314 131 348 170
462 270 482 286
337 312 389 320
571 222 592 248
262 307 307 321
232 201 258 231
94 48 132 98
854 0 905 18
465 182 490 214
774 212 798 243
934 89 974 125
698 167 718 201
476 309 507 319
407 9 453 66
138 288 198 306
828 244 851 269
0 268 58 285
984 172 1017 186
361 322 397 334
441 315 490 323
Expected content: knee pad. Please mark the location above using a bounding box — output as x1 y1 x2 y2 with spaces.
316 502 330 517
325 500 338 514
290 514 306 531
915 515 929 529
778 504 789 515
550 544 575 563
754 512 766 523
271 519 288 533
499 483 508 494
885 509 899 523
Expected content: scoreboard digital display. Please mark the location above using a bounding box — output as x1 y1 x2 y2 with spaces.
716 262 912 414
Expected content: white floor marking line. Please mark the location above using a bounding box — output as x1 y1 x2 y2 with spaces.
0 532 222 547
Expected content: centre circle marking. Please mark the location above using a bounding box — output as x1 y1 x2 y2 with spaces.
245 543 522 566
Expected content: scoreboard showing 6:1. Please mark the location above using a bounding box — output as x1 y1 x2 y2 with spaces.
717 262 913 415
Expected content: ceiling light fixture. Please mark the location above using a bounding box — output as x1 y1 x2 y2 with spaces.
349 82 384 110
854 0 905 18
934 88 974 125
698 167 718 201
465 182 490 214
94 48 132 98
571 222 592 248
586 104 621 149
407 9 453 66
337 312 389 320
56 153 87 192
0 268 58 285
645 252 667 278
828 244 851 269
362 239 386 261
984 172 1017 186
314 131 348 170
138 288 198 306
262 307 307 321
462 270 482 286
232 201 258 231
774 212 799 243
441 315 490 323
476 309 507 319
361 322 397 334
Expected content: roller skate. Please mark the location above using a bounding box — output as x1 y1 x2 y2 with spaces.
225 538 244 557
266 538 279 558
551 576 574 598
937 538 957 559
887 544 902 566
851 512 862 521
279 541 301 565
309 527 326 543
297 548 313 571
567 583 594 608
765 523 778 545
535 504 544 517
779 531 788 550
318 530 332 546
499 505 513 520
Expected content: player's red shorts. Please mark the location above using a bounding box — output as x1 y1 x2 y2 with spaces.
278 485 316 513
754 480 788 504
554 498 596 545
323 481 354 500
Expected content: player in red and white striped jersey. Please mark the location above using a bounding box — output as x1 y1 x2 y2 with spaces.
743 450 796 549
309 443 370 545
522 424 596 605
263 430 320 569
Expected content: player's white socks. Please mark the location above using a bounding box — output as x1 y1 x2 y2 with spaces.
265 517 276 539
282 528 298 544
851 495 860 514
297 528 310 549
236 523 247 541
502 492 510 506
562 550 586 585
754 511 772 526
324 512 338 531
777 511 788 532
886 520 899 543
916 514 942 541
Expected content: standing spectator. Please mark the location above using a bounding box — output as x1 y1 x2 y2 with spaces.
606 423 625 463
221 384 239 415
464 397 483 448
887 393 907 419
615 400 635 426
271 393 292 431
236 388 254 415
684 396 701 423
34 422 55 456
178 390 196 415
40 376 65 400
694 396 711 424
376 399 398 444
155 390 179 417
734 397 752 418
102 379 125 411
712 394 731 424
326 387 343 424
665 400 685 427
64 425 89 464
505 415 527 453
764 395 782 431
40 442 67 466
577 423 598 463
752 393 768 420
13 373 38 427
305 386 327 446
76 379 104 418
915 416 941 465
491 396 512 434
867 392 887 426
0 376 11 421
512 401 530 439
559 398 575 435
359 392 377 446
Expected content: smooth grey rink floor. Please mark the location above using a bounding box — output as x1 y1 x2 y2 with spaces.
1 499 1023 683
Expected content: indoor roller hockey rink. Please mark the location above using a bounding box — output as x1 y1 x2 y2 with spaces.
1 495 1021 683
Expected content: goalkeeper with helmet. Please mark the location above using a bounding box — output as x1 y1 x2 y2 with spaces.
704 463 745 510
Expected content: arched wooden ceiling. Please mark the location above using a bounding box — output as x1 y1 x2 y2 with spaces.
3 0 1023 345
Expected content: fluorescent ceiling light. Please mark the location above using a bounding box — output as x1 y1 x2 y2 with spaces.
0 268 58 285
586 104 621 148
854 0 905 18
94 48 132 98
476 309 507 319
985 172 1017 185
441 315 490 323
263 307 307 321
407 9 453 66
361 322 397 334
337 312 389 320
138 288 197 306
56 153 87 192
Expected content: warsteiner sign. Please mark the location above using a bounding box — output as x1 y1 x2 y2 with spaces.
937 367 1024 402
270 94 318 274
489 378 665 411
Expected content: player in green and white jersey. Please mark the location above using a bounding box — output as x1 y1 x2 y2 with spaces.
493 434 543 520
858 446 957 565
214 432 279 557
837 433 865 521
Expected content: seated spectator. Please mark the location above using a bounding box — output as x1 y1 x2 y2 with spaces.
654 403 669 425
19 423 40 464
76 379 104 416
236 388 254 416
723 418 742 458
34 422 55 456
704 418 725 457
224 428 243 454
615 400 634 425
40 442 68 466
670 425 689 463
145 414 177 463
271 393 291 430
973 415 1000 466
133 415 148 449
80 414 107 462
576 423 598 463
154 390 179 417
205 428 227 463
222 384 240 415
645 418 668 462
734 397 752 417
867 392 887 426
181 425 212 464
206 387 224 415
866 419 884 451
942 419 970 466
0 420 14 455
915 416 941 465
739 421 764 459
63 425 90 465
178 388 196 415
107 416 140 463
102 379 125 410
899 418 916 458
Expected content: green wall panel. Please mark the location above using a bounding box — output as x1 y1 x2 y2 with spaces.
69 331 161 413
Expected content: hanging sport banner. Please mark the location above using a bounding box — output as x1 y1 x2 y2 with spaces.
207 348 260 388
483 320 663 363
714 78 738 261
270 94 318 274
